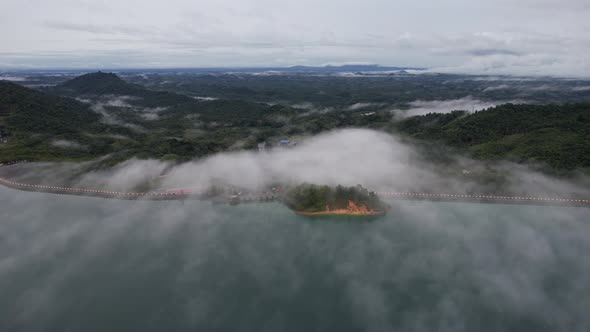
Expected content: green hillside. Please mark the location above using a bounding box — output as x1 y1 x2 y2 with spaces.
0 81 100 133
3 73 589 172
52 72 194 107
0 81 116 161
396 103 590 169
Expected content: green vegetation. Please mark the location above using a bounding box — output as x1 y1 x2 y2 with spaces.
0 81 113 161
0 76 302 163
2 72 589 173
283 184 388 213
395 104 590 170
52 72 194 107
122 72 590 107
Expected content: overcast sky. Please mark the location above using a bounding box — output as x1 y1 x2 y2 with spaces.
1 0 589 76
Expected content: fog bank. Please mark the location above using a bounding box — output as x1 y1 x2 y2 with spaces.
5 129 589 200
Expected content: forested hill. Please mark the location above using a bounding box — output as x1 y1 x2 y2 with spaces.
0 81 117 161
2 75 589 171
396 103 590 169
50 72 194 107
0 81 100 134
59 72 137 95
0 79 301 163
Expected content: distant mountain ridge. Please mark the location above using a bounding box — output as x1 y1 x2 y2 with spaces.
2 73 589 171
58 72 140 95
51 72 194 107
286 64 417 72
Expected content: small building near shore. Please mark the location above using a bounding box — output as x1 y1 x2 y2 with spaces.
278 139 297 148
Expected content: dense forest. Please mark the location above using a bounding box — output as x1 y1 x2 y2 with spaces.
395 104 590 170
121 71 590 107
1 72 589 173
50 72 195 107
0 81 110 161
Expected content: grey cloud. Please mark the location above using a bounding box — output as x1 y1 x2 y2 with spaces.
43 21 151 36
573 86 590 91
1 0 589 76
468 49 522 57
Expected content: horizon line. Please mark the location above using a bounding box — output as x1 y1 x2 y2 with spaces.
0 64 426 72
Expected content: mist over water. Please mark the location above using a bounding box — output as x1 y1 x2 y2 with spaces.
1 185 589 332
6 129 590 199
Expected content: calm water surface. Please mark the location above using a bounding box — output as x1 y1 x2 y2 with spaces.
1 187 589 332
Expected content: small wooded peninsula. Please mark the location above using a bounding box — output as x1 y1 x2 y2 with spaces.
283 184 390 216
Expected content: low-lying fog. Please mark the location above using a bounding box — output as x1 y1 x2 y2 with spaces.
6 129 590 199
0 185 588 331
1 129 589 332
393 97 519 117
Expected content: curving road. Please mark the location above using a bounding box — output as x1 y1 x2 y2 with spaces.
376 191 590 206
0 176 190 200
1 161 589 207
1 175 589 207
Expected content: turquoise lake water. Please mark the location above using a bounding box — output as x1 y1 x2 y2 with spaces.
1 186 589 332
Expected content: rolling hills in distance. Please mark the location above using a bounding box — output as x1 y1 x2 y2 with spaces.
0 71 588 173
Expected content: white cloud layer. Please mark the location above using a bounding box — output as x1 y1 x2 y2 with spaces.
1 0 589 76
11 129 590 199
393 97 516 118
